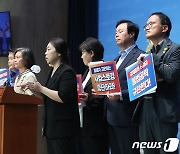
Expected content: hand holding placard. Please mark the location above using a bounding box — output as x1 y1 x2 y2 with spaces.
89 61 121 95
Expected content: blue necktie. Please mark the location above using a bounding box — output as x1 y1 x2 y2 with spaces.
116 51 126 69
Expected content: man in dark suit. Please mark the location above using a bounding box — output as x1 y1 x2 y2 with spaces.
105 20 144 154
136 12 180 154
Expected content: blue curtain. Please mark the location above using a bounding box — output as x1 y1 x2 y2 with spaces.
68 0 98 74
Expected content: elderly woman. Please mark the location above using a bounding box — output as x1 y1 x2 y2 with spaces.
14 47 36 95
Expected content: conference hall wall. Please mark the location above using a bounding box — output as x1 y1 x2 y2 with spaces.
0 0 68 84
98 0 180 61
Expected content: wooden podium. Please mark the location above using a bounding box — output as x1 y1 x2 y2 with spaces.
0 87 43 154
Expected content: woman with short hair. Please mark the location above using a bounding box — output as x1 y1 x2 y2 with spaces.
14 47 36 95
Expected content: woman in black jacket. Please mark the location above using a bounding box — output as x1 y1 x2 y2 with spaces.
26 38 80 154
78 37 108 154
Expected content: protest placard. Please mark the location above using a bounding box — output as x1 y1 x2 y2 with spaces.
76 74 82 104
125 53 157 101
89 61 121 95
0 68 9 87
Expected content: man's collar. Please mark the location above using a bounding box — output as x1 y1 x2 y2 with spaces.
119 44 136 54
157 37 169 46
151 38 169 53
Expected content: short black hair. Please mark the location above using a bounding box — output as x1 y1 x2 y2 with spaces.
8 48 17 53
116 20 139 41
15 48 35 69
8 48 16 58
150 12 171 37
79 37 104 61
49 37 69 65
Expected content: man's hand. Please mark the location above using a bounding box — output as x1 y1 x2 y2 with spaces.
137 54 147 65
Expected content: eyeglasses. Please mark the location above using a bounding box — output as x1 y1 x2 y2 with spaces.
143 22 156 30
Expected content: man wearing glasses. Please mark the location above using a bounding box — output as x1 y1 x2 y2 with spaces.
136 12 180 154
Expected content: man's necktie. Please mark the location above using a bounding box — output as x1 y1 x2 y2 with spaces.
116 51 126 69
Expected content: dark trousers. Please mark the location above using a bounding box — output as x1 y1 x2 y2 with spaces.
82 134 109 154
76 129 109 154
108 125 139 154
46 137 76 154
139 98 178 154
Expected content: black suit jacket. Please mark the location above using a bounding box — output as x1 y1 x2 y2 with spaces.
134 38 180 123
43 64 80 139
105 46 144 126
81 69 107 136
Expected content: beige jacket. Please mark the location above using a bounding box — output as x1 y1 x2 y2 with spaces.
14 69 37 95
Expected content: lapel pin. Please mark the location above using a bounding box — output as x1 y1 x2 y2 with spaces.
163 47 169 54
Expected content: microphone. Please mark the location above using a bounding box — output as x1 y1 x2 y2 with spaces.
30 65 41 74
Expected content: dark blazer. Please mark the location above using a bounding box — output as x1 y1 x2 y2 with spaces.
43 64 80 139
134 38 180 123
105 46 144 126
81 69 107 136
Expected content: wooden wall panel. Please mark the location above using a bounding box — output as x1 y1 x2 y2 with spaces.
0 0 68 83
0 1 69 153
